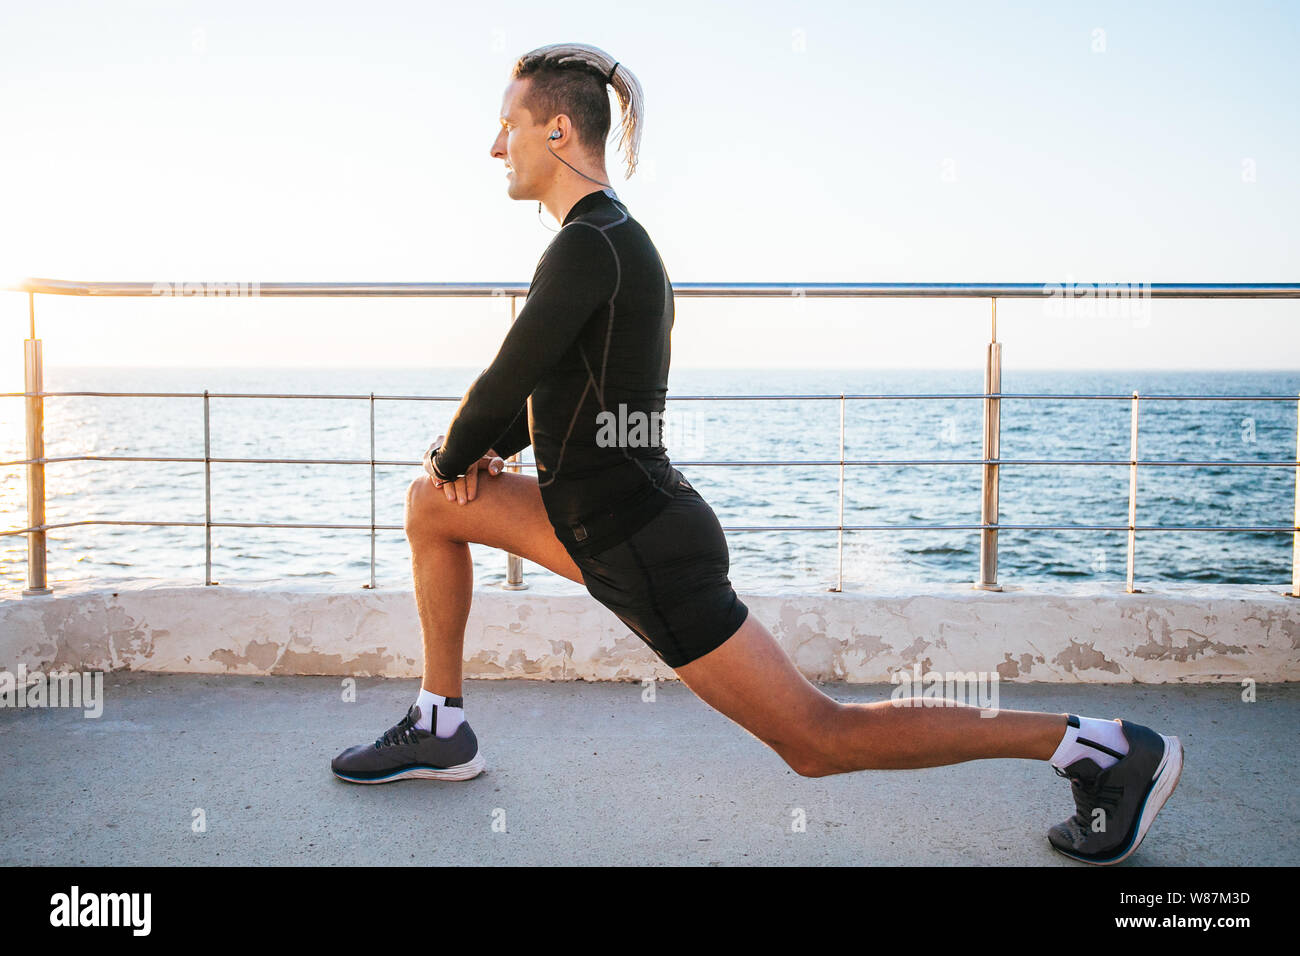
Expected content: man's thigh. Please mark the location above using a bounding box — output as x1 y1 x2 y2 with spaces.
406 471 584 586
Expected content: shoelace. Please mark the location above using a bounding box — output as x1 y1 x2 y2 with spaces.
1054 765 1125 830
374 708 421 749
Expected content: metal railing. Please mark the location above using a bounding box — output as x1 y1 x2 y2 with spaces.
4 278 1299 598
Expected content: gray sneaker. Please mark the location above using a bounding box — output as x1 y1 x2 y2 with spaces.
332 705 485 783
1048 718 1183 865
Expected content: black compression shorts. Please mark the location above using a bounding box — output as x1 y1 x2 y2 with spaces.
567 467 750 669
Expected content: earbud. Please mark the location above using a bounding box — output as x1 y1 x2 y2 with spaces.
536 123 613 233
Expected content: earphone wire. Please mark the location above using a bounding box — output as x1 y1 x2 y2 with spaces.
536 134 614 232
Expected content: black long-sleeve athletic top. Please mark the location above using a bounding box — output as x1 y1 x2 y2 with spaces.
430 187 678 557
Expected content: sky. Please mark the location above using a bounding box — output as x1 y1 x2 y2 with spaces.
1 0 1297 385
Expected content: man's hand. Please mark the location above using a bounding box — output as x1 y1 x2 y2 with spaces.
423 434 506 505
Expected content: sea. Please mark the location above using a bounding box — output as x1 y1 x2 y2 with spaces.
2 366 1296 598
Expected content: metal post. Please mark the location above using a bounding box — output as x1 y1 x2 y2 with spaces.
203 389 218 585
364 392 377 589
23 292 52 596
1125 391 1142 593
830 392 845 592
975 298 1003 590
1291 391 1300 598
504 293 528 590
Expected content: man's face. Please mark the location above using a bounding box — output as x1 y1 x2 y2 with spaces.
490 78 549 200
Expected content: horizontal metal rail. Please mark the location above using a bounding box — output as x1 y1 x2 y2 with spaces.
3 390 1299 401
2 519 1293 537
0 456 1293 470
8 278 1300 298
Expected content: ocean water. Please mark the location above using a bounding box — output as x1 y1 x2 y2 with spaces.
1 366 1296 597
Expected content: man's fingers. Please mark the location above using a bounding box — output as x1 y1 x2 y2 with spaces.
452 469 469 505
426 446 503 504
430 474 454 502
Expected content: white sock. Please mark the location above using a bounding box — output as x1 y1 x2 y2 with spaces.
414 687 465 738
1049 714 1130 771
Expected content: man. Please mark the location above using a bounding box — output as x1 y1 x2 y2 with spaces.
332 42 1182 865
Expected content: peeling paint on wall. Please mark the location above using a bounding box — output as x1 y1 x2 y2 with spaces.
1 583 1296 683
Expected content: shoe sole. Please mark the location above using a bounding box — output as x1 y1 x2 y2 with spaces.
1055 733 1183 866
333 750 486 784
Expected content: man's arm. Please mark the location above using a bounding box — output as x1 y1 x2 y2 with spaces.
489 403 531 460
431 223 616 480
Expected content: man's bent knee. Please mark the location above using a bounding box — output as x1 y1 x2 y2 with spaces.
781 745 841 778
776 703 847 778
405 475 453 538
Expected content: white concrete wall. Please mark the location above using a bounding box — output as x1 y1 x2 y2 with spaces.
1 581 1296 683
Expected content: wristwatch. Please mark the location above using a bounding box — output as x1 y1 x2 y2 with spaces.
426 440 448 480
427 440 464 482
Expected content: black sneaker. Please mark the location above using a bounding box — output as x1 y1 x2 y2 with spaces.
1048 719 1183 865
332 705 485 784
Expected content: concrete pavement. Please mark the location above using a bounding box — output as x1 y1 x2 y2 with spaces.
1 674 1295 866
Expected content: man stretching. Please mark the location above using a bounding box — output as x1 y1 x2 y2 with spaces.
332 42 1183 865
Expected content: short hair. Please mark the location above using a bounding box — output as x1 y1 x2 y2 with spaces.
511 43 644 178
